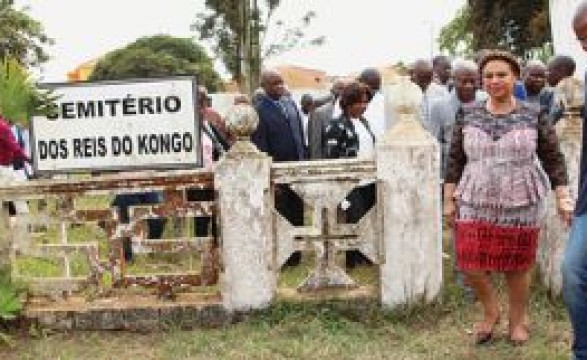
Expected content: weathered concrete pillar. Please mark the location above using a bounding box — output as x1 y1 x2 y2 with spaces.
216 104 275 311
538 78 584 296
378 79 442 307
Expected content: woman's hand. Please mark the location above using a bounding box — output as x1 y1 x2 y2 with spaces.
443 197 457 228
555 186 574 227
443 183 457 228
556 197 574 227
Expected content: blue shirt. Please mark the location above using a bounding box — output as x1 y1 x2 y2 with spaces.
514 81 528 101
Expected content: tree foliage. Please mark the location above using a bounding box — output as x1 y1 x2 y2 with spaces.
0 0 53 67
89 35 222 91
438 0 551 57
438 6 474 57
0 57 56 125
193 0 324 93
0 267 24 346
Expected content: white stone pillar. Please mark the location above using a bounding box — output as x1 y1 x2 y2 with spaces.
538 79 584 296
378 79 442 307
216 104 275 311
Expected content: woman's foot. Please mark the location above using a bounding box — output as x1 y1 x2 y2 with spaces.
473 313 500 345
508 323 529 346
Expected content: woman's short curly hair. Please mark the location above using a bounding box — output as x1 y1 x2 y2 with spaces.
339 81 370 113
478 49 521 78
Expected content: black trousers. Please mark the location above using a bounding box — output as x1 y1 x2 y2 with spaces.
342 183 376 267
275 184 304 265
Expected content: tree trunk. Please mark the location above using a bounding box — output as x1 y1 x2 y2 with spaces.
249 0 261 94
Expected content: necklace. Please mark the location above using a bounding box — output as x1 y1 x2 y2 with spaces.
486 96 516 115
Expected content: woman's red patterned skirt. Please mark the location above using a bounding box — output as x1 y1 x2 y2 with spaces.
455 220 539 272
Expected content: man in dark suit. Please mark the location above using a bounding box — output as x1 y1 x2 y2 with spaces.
252 69 306 265
307 79 346 159
252 70 306 161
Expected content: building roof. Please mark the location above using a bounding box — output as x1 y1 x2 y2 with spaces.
273 65 329 90
67 58 100 82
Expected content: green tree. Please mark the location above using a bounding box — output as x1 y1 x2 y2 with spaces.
438 6 474 57
0 56 55 125
438 0 551 58
0 0 53 67
194 0 324 94
89 35 222 91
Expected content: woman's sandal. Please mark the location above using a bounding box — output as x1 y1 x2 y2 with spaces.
473 315 500 345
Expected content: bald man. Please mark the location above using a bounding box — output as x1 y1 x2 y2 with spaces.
522 59 559 120
429 59 479 179
252 70 306 162
547 55 577 88
410 59 449 133
523 60 548 104
545 55 577 124
252 69 305 266
432 55 453 89
562 3 587 359
359 68 386 139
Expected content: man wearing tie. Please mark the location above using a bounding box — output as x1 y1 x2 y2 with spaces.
252 69 306 266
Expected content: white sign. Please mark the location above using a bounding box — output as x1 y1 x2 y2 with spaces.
32 77 200 173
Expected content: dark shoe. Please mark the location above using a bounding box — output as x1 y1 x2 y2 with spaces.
474 315 500 345
475 329 494 345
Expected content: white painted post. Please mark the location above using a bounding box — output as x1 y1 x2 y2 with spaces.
216 104 275 311
378 79 443 307
538 78 584 296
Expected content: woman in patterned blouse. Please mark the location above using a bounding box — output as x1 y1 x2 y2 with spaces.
443 50 574 345
323 81 375 268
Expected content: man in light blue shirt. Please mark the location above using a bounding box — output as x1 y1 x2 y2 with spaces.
429 59 479 179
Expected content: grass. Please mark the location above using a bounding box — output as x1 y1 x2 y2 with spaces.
0 257 575 360
1 198 575 359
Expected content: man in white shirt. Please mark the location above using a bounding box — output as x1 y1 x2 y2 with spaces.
359 68 386 139
433 55 453 90
411 59 449 133
299 94 315 148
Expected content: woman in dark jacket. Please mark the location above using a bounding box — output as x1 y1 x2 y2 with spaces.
323 81 376 268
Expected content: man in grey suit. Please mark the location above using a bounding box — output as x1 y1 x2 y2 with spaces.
307 79 346 159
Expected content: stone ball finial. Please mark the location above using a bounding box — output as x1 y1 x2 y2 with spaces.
387 76 422 115
224 103 259 141
382 76 433 142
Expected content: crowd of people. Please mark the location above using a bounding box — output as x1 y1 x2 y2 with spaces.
245 5 587 358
